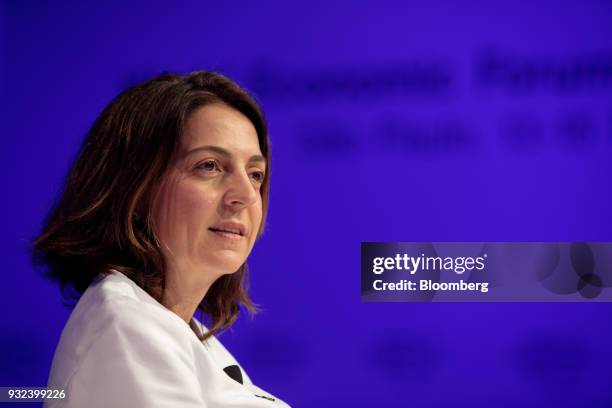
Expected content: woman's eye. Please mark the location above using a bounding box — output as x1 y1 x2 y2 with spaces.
250 171 265 183
196 160 220 172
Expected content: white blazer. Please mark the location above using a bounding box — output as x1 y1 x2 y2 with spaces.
45 269 291 408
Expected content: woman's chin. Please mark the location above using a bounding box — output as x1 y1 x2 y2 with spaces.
202 254 246 276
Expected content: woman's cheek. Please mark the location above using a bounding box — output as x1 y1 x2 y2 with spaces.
250 198 264 242
177 181 218 220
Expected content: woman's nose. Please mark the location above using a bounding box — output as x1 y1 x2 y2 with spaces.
222 170 258 210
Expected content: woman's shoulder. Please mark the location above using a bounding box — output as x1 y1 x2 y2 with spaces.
67 270 186 334
47 270 195 390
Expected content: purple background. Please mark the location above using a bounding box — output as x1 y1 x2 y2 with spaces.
2 1 612 406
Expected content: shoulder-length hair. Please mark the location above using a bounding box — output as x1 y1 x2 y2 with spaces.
32 71 270 341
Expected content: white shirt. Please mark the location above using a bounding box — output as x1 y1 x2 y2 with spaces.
45 269 290 408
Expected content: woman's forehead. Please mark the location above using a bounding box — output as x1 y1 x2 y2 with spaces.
181 103 260 154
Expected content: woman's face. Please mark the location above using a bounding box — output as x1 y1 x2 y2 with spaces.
151 103 265 286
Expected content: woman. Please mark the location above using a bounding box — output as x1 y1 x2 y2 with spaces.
32 71 290 407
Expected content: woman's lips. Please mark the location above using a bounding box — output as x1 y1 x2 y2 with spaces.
209 228 243 240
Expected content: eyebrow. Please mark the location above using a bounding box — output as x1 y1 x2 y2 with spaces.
184 145 266 164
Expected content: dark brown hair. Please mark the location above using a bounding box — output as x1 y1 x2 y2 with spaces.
32 71 270 341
